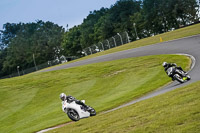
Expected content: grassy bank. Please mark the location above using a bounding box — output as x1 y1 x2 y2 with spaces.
50 80 200 133
0 55 190 133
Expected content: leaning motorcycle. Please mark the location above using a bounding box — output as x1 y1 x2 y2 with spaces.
62 100 96 121
166 66 191 83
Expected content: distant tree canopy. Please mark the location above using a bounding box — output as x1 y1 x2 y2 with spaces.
0 0 199 77
62 0 199 56
0 21 64 76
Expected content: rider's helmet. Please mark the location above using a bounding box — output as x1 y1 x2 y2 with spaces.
60 93 66 101
162 62 168 67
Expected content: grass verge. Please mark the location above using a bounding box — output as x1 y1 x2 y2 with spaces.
0 55 190 133
49 80 200 133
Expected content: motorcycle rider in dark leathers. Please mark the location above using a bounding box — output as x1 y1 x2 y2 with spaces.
60 93 90 110
162 62 186 80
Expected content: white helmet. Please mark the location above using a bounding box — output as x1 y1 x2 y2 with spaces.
60 93 66 101
162 62 168 67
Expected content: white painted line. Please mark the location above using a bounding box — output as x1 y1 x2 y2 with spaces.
175 53 196 72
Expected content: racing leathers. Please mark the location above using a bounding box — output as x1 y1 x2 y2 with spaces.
65 95 89 109
164 63 185 80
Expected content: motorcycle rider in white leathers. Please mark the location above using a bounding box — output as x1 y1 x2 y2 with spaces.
60 93 90 111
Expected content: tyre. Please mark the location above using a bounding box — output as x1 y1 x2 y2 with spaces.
174 74 184 83
187 75 191 80
89 107 96 116
67 109 80 121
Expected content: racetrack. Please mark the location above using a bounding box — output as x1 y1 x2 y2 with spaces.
37 34 200 133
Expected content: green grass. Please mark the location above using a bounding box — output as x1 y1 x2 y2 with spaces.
0 55 190 133
49 80 200 133
43 23 200 70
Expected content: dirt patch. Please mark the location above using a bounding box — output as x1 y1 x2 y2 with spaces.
104 69 126 77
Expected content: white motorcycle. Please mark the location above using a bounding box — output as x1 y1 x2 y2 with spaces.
62 100 96 121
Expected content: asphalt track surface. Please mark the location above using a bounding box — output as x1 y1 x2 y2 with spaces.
37 35 200 133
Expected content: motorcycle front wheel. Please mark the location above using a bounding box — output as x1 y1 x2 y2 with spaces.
67 109 80 121
89 107 96 116
187 75 191 80
174 74 184 83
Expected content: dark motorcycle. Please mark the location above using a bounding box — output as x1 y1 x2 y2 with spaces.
166 66 191 83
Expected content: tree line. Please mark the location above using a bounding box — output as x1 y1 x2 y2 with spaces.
0 0 199 77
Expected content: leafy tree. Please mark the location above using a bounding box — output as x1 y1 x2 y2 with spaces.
94 15 114 41
80 7 108 48
62 26 82 56
108 0 141 33
174 0 199 25
0 49 7 77
142 0 199 35
0 20 64 75
0 23 21 47
80 0 141 47
31 21 64 64
130 11 151 40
